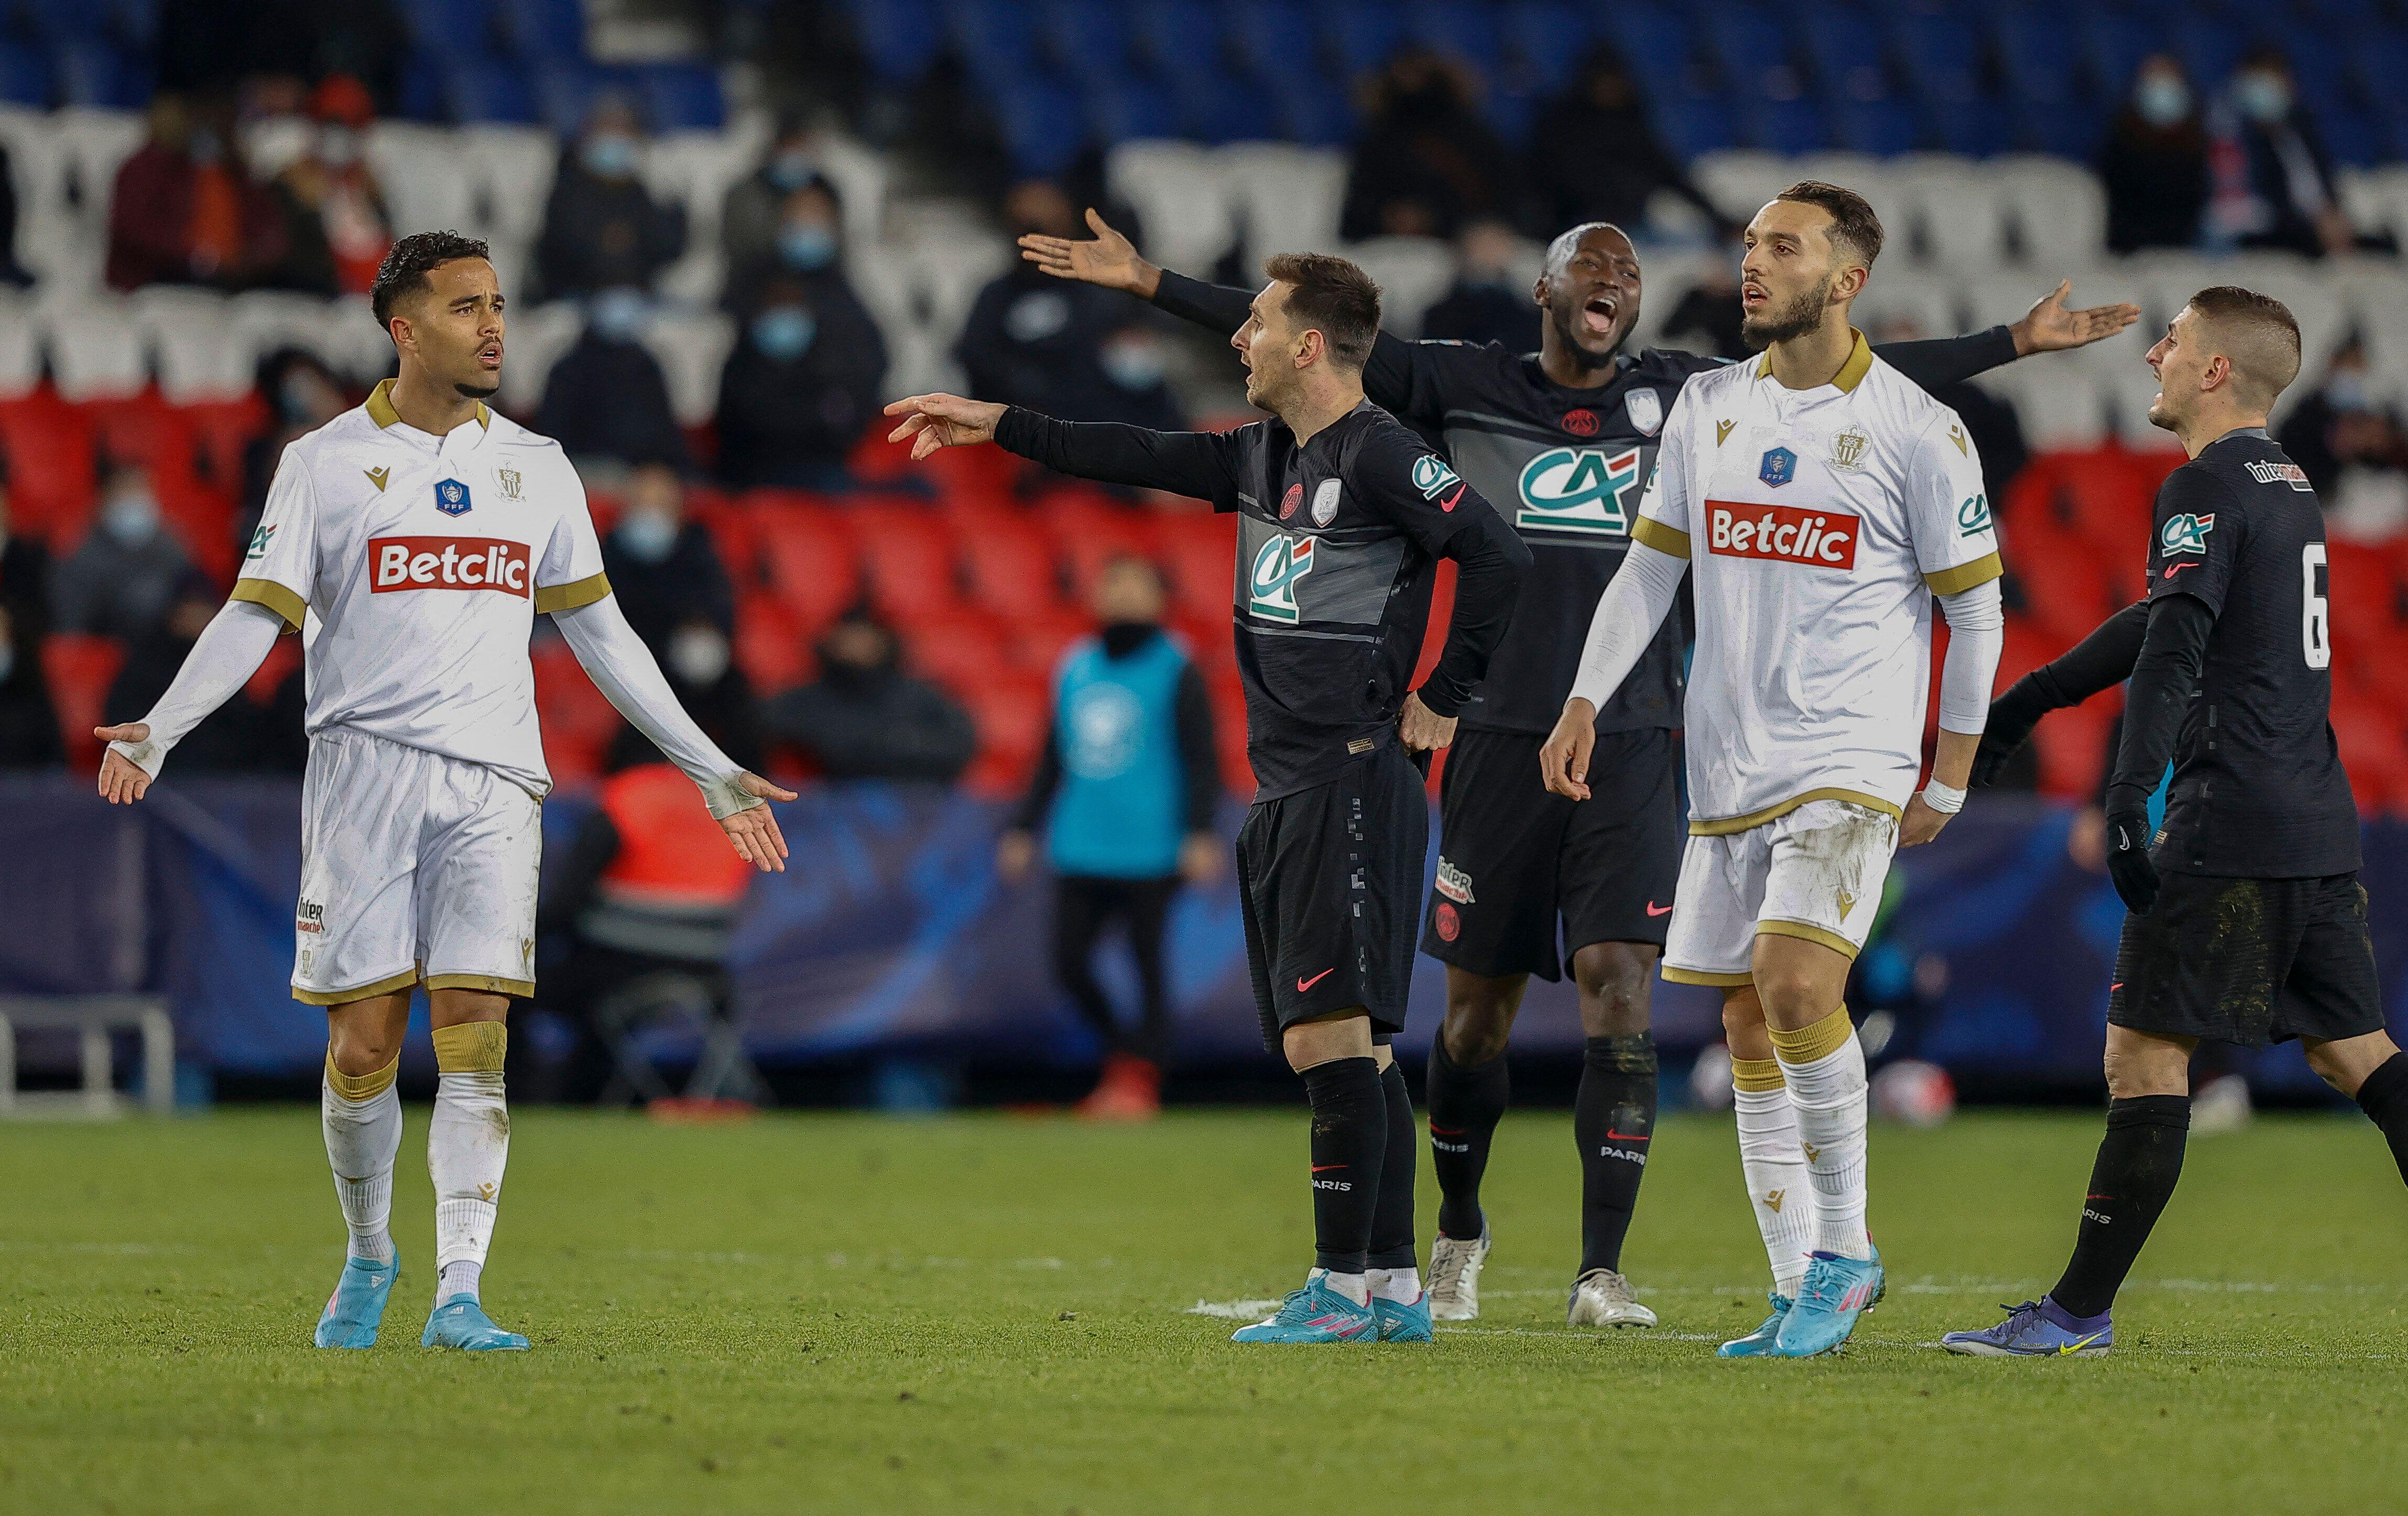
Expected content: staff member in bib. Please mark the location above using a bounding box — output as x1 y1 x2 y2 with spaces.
1000 555 1222 1119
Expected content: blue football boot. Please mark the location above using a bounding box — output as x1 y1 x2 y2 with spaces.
1229 1274 1378 1344
313 1257 397 1349
1771 1247 1886 1357
421 1294 531 1351
1941 1299 2113 1357
1374 1291 1434 1343
1716 1291 1793 1358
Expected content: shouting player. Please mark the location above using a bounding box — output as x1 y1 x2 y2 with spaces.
1020 211 2131 1323
886 253 1528 1345
1942 289 2408 1357
93 232 794 1351
1542 182 2006 1356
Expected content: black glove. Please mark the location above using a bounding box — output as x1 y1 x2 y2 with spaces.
1969 675 2054 789
2104 808 2160 917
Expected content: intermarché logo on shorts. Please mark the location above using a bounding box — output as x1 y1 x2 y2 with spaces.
369 536 533 596
1704 500 1858 569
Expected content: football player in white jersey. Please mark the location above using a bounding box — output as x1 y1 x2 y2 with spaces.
92 232 796 1352
1540 184 2005 1357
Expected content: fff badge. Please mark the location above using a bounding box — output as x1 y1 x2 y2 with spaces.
1758 447 1796 488
434 478 473 517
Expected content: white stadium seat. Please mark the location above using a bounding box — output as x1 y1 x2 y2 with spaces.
0 286 37 397
462 126 559 247
130 287 253 401
1341 236 1457 337
42 298 145 399
1218 143 1347 272
1690 150 1793 224
367 122 476 237
495 301 583 415
1106 141 1237 276
642 311 735 426
1893 155 2009 269
1994 156 2107 269
1853 267 1964 341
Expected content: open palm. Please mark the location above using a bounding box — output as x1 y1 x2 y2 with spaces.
1017 208 1157 296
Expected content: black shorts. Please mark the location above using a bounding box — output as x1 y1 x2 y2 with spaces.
1418 726 1682 981
2109 872 2385 1049
1235 743 1428 1053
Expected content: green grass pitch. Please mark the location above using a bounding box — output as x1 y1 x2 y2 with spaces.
5 1106 2406 1514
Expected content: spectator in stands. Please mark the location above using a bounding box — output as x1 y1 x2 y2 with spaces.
0 605 60 770
1869 316 2029 500
535 95 688 301
1421 220 1540 352
2099 54 2210 254
1658 245 1748 359
103 574 279 772
1339 47 1524 242
2207 47 2356 259
2278 339 2407 518
1526 43 1725 239
1087 321 1187 431
998 557 1220 1119
536 288 691 475
0 139 28 286
242 349 351 528
724 177 852 317
958 180 1147 424
50 461 193 640
713 272 887 490
106 94 290 293
0 463 51 646
601 464 737 653
721 112 840 283
764 607 975 783
268 75 394 298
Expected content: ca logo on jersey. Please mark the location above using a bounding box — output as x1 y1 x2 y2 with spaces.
1248 535 1316 623
2160 512 2216 555
1516 446 1643 536
1410 455 1461 499
245 522 276 560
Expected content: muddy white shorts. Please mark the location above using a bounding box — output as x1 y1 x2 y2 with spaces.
1660 799 1899 988
291 728 544 1005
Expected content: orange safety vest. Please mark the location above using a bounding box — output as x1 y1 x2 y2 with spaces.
596 764 754 911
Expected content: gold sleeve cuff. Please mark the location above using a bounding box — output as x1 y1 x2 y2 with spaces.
230 577 308 631
1924 551 2004 596
534 572 612 615
1631 516 1691 559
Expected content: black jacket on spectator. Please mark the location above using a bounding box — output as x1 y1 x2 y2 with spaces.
1421 279 1540 353
2227 111 2342 258
537 331 691 471
2099 114 2209 253
1339 66 1524 241
0 652 61 769
1 531 50 644
713 295 887 490
956 269 1134 422
765 662 975 783
535 160 685 300
1526 88 1719 236
602 522 737 651
1658 280 1749 361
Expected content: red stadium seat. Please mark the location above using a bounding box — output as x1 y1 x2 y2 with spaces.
177 397 270 500
756 499 862 633
687 489 759 587
948 501 1066 620
0 389 99 542
2030 696 2115 801
900 605 1013 693
845 500 960 621
1153 506 1233 620
2329 692 2408 817
85 392 201 493
1010 604 1095 674
1039 488 1161 599
41 634 124 772
733 593 811 695
960 669 1050 796
2004 513 2123 644
530 641 622 788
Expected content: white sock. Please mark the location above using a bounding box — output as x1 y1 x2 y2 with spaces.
1774 1015 1871 1261
322 1055 401 1267
1366 1267 1422 1304
428 1067 509 1301
1311 1267 1370 1306
1731 1065 1813 1299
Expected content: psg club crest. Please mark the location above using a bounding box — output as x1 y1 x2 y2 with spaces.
1623 389 1663 437
434 477 473 516
1561 407 1600 437
1279 483 1302 520
1758 447 1796 488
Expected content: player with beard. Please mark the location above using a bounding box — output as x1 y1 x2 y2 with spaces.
1019 212 2135 1325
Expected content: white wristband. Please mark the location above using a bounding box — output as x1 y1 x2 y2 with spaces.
1920 779 1966 815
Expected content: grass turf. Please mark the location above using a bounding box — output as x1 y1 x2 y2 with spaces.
4 1107 2405 1514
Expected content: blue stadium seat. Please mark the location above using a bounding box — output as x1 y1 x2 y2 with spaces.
2171 15 2250 93
450 57 543 126
1083 74 1183 143
1324 1 1407 83
993 78 1089 174
1130 0 1227 75
398 51 448 122
2280 29 2351 113
400 0 501 55
1831 95 1922 154
1226 0 1323 91
1992 6 2080 107
1272 78 1357 146
1039 0 1137 83
1926 94 2012 156
1500 1 1598 97
53 38 149 108
1597 4 1698 93
2008 93 2104 158
1704 5 1805 105
24 0 102 40
1891 9 1986 104
1171 67 1277 144
946 0 1042 92
639 63 725 132
531 59 626 133
1737 93 1833 152
1405 2 1502 77
2348 27 2408 119
502 0 588 60
1487 82 1538 147
0 41 48 107
2077 10 2158 99
1796 3 1897 104
2307 96 2387 167
845 0 947 86
1648 93 1737 158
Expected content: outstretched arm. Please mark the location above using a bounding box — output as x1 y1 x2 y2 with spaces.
95 598 285 802
1877 280 2142 389
551 595 798 872
886 394 1242 504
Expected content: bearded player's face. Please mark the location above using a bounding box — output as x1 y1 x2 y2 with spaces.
1738 201 1844 351
398 258 506 400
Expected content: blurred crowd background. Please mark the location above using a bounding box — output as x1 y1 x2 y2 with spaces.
2 0 2406 1109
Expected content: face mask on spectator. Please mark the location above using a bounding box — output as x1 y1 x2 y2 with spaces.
317 125 361 167
2135 77 2191 127
582 131 639 179
615 508 679 563
768 149 820 191
778 223 837 271
188 128 223 166
589 288 651 342
1099 337 1167 390
752 307 816 361
102 489 159 546
2328 373 2370 413
2236 72 2292 124
667 625 731 686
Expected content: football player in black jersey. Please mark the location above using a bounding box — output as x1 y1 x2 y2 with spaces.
1021 209 2138 1323
886 253 1529 1345
1943 287 2408 1357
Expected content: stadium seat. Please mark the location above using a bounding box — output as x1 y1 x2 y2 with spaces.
1404 2 1503 78
530 640 621 787
176 396 268 502
1219 143 1348 273
1891 9 1984 106
960 668 1049 794
2329 691 2408 817
2076 10 2158 101
445 58 541 127
52 40 149 110
845 0 947 86
1039 0 1137 82
1324 1 1408 83
0 387 96 539
900 604 1013 692
949 503 1067 620
992 78 1089 177
1832 97 1923 157
1010 604 1097 674
1129 0 1228 75
733 593 811 694
1226 0 1323 88
946 0 1044 92
1794 3 1894 105
1169 68 1276 147
40 631 121 770
756 499 863 633
1039 490 1161 599
0 43 49 108
0 290 37 399
1084 74 1184 145
1500 1 1596 97
847 500 962 621
637 63 726 133
42 301 145 400
1153 507 1234 620
1735 95 1832 155
499 0 589 59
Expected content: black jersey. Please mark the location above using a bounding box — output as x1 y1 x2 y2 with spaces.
995 400 1527 802
2142 428 2360 878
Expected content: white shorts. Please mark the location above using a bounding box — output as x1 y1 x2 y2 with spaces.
1661 799 1899 987
291 728 544 1006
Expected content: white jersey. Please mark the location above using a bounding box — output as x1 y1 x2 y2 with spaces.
1631 333 2000 834
233 380 611 797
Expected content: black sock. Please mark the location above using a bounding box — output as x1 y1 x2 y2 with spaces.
1573 1033 1657 1276
1301 1056 1386 1275
2350 1052 2408 1187
1424 1039 1508 1240
1367 1061 1419 1271
2049 1094 2190 1318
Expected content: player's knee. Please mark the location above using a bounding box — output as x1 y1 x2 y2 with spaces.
1440 999 1514 1065
1572 943 1654 1038
1719 995 1764 1045
326 1023 399 1077
2101 1043 2188 1100
2301 1040 2357 1095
